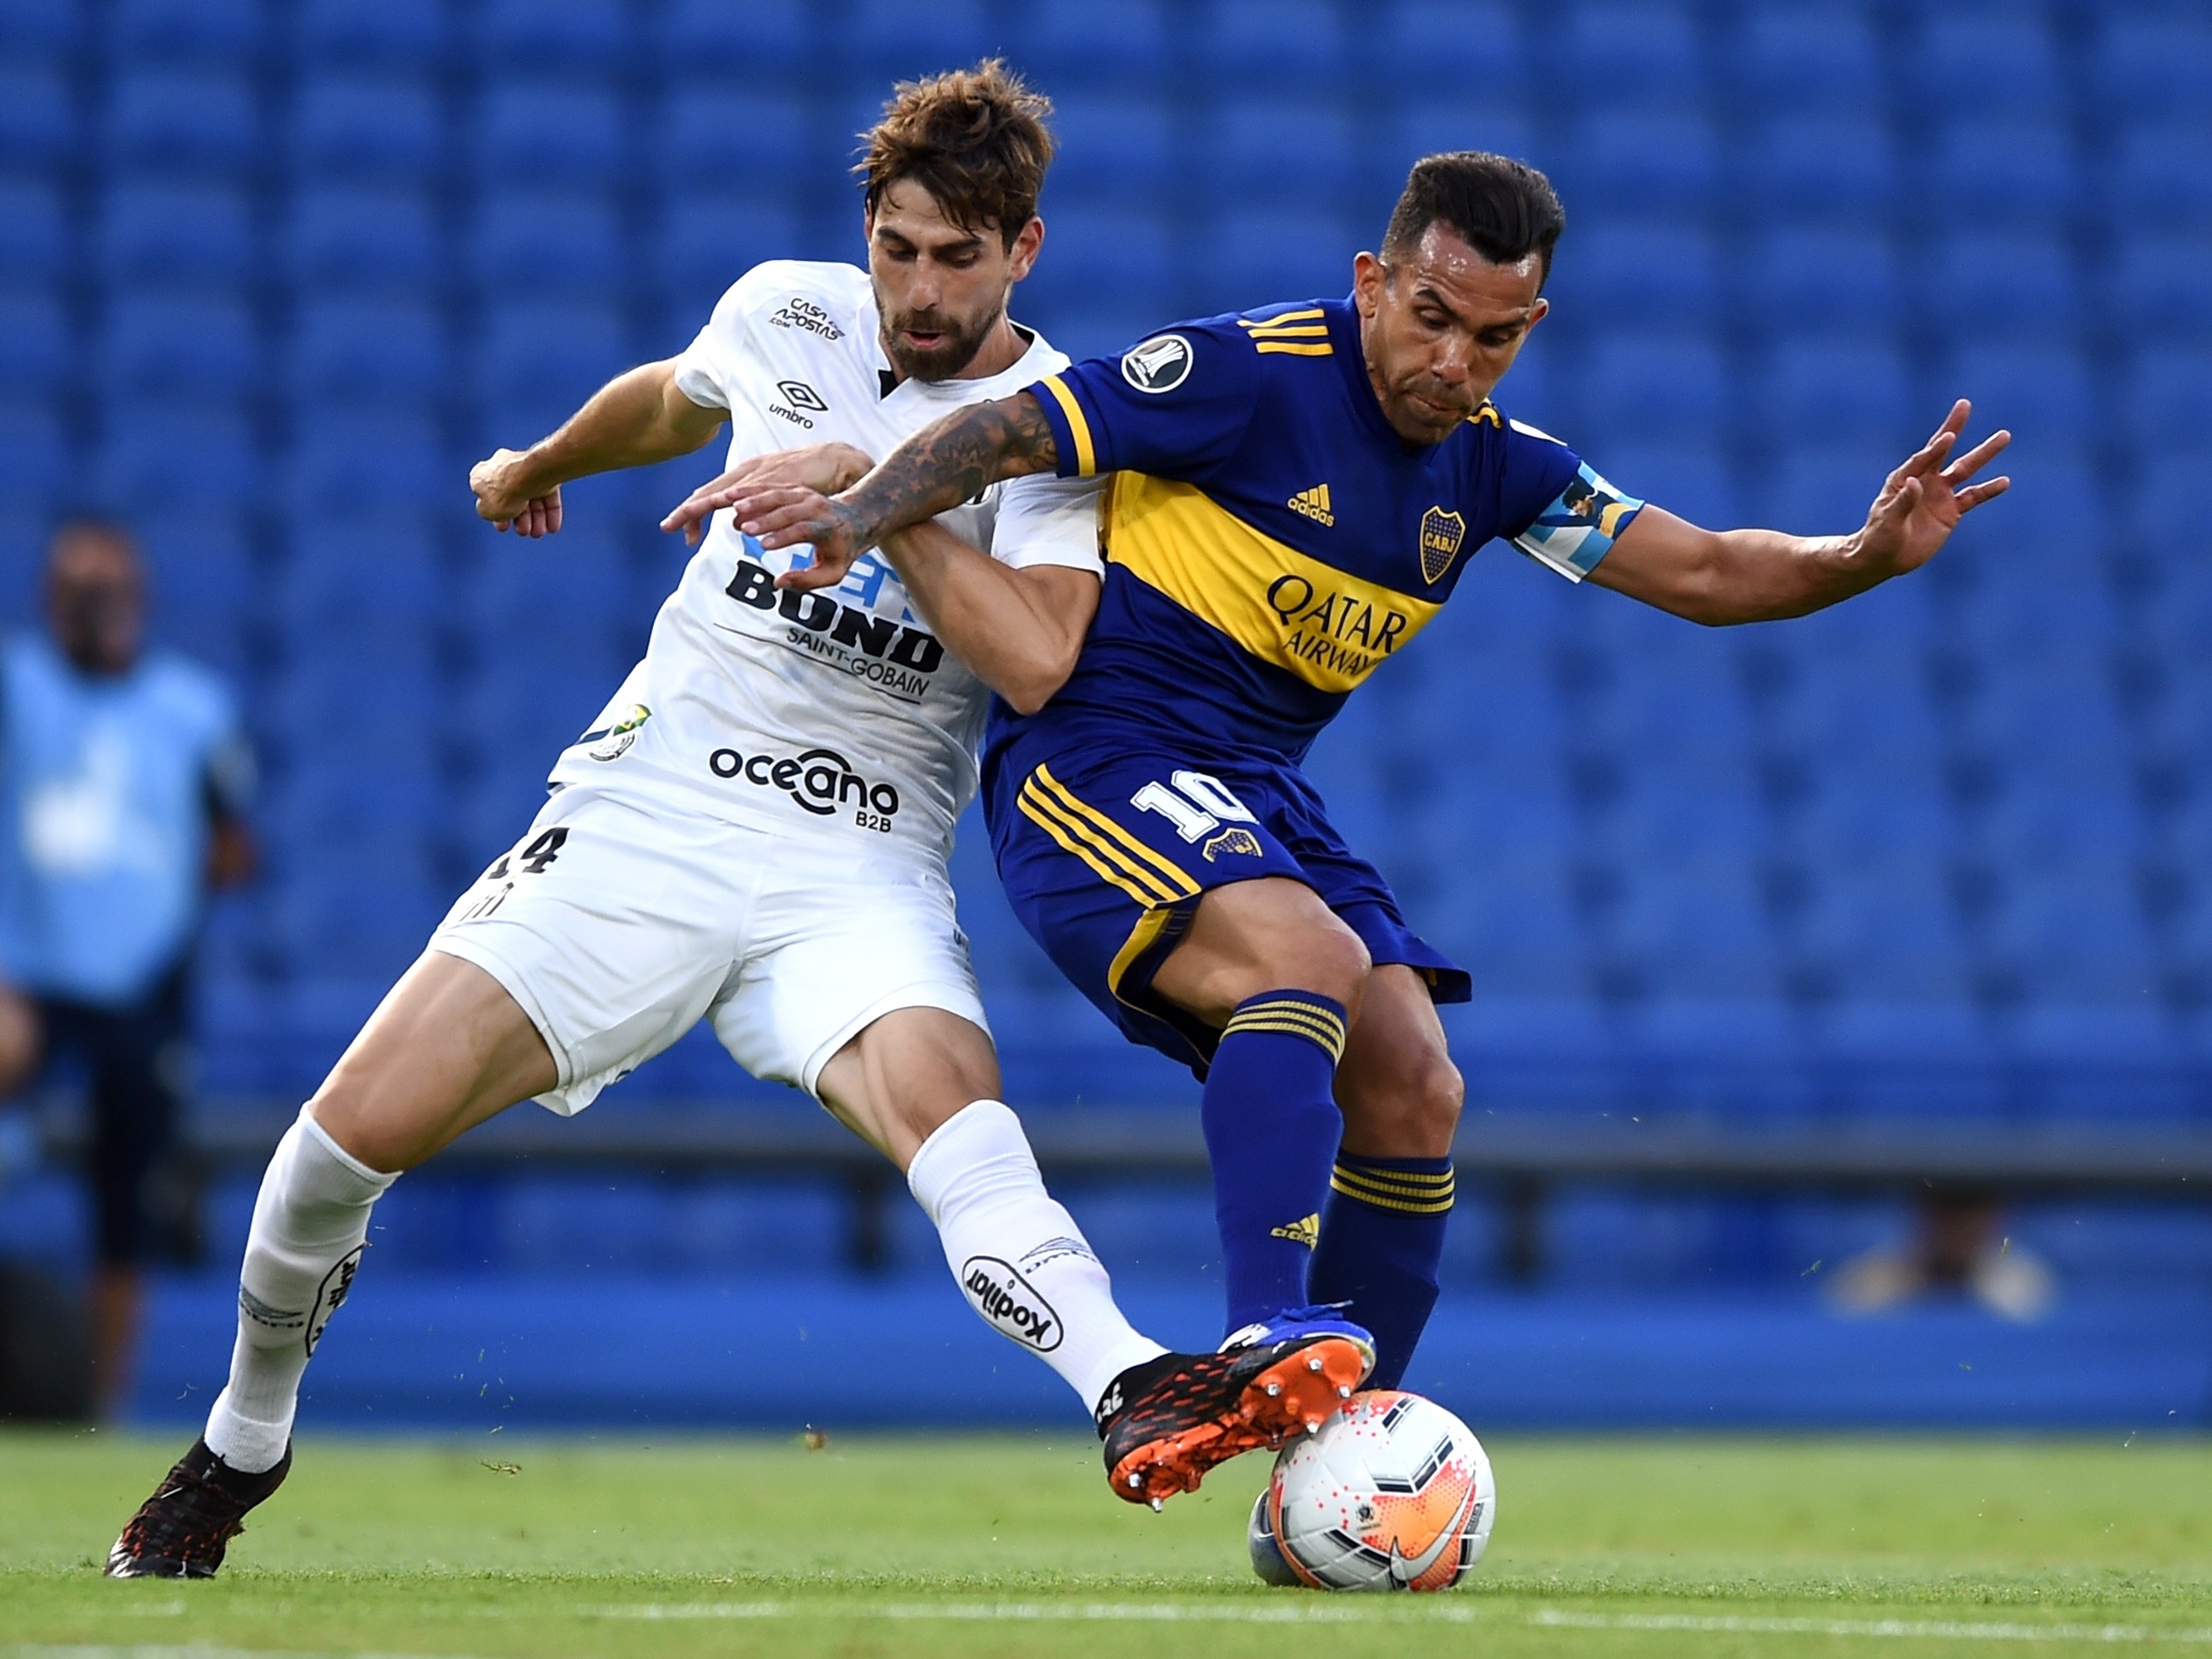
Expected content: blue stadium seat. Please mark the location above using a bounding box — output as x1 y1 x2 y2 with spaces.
476 82 623 189
1557 1 1709 108
1422 848 1588 998
1381 2 1526 100
1018 202 1177 330
474 298 628 410
652 190 804 322
470 190 622 299
1192 206 1357 313
1744 114 1898 223
1730 4 1884 114
1387 96 1536 178
104 69 258 175
1929 118 2080 225
1209 96 1360 203
478 0 627 72
0 181 66 285
465 531 627 651
1593 442 1741 532
1758 335 1915 444
1020 299 1177 367
1980 871 2156 1008
657 84 810 194
273 742 444 838
284 185 439 293
96 181 253 287
1761 439 1901 535
1981 787 2140 878
1552 110 1722 214
100 292 259 395
292 73 443 183
0 398 66 495
287 411 450 514
1196 0 1351 93
1925 231 2077 336
2116 232 2212 339
96 404 259 507
142 511 254 670
1041 95 1176 204
1581 331 1731 446
0 62 73 169
843 0 1001 78
2109 119 2212 229
1789 860 1966 1004
298 0 448 67
2123 344 2212 449
0 291 68 394
1608 764 1767 863
657 0 811 74
1008 0 1171 84
111 0 263 64
1962 668 2131 779
1741 227 1900 336
1600 861 1776 999
1915 9 2063 120
2097 15 2212 120
1796 761 1953 868
291 297 445 405
1948 341 2094 447
1546 220 1721 327
0 0 80 56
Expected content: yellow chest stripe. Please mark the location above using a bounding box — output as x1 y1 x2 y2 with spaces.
1104 474 1442 695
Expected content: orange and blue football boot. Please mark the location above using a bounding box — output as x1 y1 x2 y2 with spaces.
1095 1307 1374 1507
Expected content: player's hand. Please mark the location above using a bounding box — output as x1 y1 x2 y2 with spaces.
1851 401 2011 577
686 485 868 591
656 444 873 547
470 448 563 537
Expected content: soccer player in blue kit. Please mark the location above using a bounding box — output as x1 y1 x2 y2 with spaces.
676 152 2012 1429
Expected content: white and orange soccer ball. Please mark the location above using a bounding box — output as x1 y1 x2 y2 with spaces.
1249 1390 1495 1592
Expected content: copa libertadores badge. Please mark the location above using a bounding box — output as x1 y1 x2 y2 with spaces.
1121 334 1193 394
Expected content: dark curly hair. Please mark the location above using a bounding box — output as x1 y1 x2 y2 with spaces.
858 59 1054 250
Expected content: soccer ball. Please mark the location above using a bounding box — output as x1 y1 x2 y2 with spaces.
1248 1390 1495 1592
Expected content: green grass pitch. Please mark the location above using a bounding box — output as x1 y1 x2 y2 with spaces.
2 1431 2207 1657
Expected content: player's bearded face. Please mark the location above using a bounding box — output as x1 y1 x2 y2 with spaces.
867 182 1035 383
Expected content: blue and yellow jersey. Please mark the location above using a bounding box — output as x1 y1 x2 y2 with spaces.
1000 296 1644 764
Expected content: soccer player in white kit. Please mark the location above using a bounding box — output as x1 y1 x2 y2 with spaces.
106 64 1369 1579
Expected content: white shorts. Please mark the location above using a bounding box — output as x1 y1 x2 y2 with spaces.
427 783 988 1114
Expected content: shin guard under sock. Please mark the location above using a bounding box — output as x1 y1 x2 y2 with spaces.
908 1100 1164 1414
1202 991 1349 1338
1306 1152 1454 1390
204 1107 395 1473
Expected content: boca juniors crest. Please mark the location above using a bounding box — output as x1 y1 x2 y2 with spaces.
1419 507 1467 584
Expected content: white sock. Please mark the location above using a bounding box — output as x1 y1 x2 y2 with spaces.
203 1107 396 1473
908 1100 1166 1419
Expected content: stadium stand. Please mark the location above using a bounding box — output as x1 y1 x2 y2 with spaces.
1 0 2207 1346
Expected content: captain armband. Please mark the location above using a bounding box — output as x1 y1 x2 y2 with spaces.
1511 461 1646 582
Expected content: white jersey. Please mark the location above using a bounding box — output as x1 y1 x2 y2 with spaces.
548 260 1104 863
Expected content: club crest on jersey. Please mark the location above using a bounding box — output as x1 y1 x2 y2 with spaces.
1419 508 1467 584
1122 333 1193 394
1202 827 1263 861
582 704 649 762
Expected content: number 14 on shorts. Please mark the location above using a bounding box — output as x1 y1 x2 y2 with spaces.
1131 771 1256 842
456 826 569 921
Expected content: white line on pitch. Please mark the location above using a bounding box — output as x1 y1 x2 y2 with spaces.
1528 1612 2212 1644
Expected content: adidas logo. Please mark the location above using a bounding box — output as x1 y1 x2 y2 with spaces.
1270 1212 1321 1249
1287 483 1334 527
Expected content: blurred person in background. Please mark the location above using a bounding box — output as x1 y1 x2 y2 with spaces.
0 519 257 1416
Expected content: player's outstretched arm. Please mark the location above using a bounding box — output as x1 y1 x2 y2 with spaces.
1591 400 2011 625
471 360 728 538
662 390 1060 591
880 523 1101 714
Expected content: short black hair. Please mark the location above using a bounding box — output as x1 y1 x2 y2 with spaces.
1382 151 1566 286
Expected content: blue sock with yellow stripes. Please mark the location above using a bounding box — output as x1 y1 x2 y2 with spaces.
1202 990 1349 1338
1306 1153 1454 1391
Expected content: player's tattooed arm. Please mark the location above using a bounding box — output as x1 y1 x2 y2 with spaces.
1594 400 2011 624
663 392 1059 592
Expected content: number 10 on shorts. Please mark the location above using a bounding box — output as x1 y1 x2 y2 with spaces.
1130 771 1257 842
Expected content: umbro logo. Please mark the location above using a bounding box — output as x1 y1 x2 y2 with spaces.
769 380 828 429
1287 483 1334 527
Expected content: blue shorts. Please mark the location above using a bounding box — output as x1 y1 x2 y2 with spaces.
982 737 1469 1077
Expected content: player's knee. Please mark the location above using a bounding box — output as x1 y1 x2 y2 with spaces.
1341 1044 1462 1156
1297 920 1373 1014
